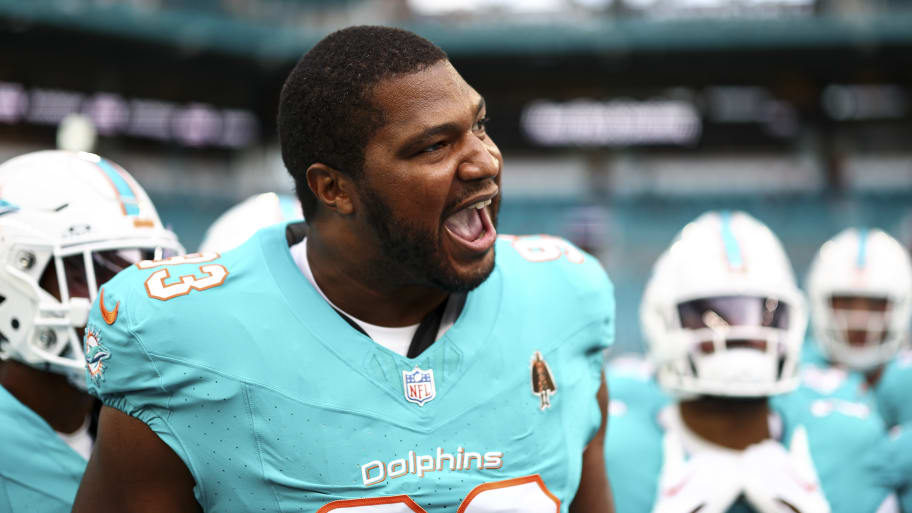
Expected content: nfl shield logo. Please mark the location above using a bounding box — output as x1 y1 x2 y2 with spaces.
402 366 436 406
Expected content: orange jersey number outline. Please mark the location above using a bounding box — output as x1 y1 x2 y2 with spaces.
316 474 559 513
137 252 229 301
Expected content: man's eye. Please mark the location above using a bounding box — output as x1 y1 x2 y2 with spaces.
473 116 490 133
421 141 446 154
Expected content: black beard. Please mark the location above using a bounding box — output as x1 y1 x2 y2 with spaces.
359 185 497 293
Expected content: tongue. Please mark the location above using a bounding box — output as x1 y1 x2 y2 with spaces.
445 207 484 241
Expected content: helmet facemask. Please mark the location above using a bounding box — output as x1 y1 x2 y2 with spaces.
0 150 185 390
642 212 807 399
657 295 801 398
0 238 172 389
816 294 906 371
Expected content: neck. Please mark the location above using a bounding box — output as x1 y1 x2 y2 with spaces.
679 396 771 451
865 364 885 388
306 226 448 327
0 360 94 433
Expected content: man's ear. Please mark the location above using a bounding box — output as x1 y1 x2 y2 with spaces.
305 163 355 216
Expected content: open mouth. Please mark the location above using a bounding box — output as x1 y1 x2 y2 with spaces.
443 198 497 254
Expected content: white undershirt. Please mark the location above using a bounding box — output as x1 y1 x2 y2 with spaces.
56 417 93 460
290 239 458 356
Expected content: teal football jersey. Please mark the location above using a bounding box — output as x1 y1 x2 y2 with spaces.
865 423 912 513
84 226 614 512
871 350 912 428
801 341 912 428
798 342 870 404
604 361 894 513
0 385 87 513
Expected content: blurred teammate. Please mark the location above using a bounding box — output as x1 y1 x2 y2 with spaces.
0 150 182 512
74 26 615 512
198 192 302 253
605 211 895 513
803 228 912 426
802 228 912 511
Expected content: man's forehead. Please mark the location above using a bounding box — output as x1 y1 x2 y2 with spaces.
371 61 481 127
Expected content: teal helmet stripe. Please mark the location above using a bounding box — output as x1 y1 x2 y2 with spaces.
0 199 19 215
720 211 744 268
96 158 140 216
856 228 869 269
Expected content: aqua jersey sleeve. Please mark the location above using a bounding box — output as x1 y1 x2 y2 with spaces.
84 266 159 415
83 252 239 506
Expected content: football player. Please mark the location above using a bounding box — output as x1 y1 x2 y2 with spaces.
605 211 895 513
803 228 912 511
73 26 615 512
198 192 303 253
803 228 912 426
0 150 182 512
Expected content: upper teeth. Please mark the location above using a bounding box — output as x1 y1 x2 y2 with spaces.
472 199 492 210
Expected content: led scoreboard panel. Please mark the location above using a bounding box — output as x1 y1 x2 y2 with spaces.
506 84 911 150
0 22 280 153
0 81 259 149
462 52 912 154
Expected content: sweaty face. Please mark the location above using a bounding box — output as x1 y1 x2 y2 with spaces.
356 61 502 292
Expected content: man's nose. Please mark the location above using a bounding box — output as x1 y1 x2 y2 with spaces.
457 136 500 182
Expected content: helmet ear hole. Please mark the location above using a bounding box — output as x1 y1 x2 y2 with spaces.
10 318 18 330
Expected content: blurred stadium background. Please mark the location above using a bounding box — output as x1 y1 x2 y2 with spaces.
3 0 912 353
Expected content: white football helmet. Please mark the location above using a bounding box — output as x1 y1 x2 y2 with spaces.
641 211 807 397
0 150 183 388
198 192 302 253
807 228 912 371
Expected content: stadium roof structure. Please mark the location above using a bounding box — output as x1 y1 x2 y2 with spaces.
3 0 912 61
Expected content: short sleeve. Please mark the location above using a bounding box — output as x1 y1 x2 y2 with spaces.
83 268 164 422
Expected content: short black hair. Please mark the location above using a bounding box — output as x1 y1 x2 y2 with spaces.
278 26 448 220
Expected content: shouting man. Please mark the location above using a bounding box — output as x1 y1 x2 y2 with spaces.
73 26 615 512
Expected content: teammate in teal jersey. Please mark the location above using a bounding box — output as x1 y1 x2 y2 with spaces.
73 26 615 513
0 150 183 513
604 211 896 513
803 228 912 427
801 228 912 509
